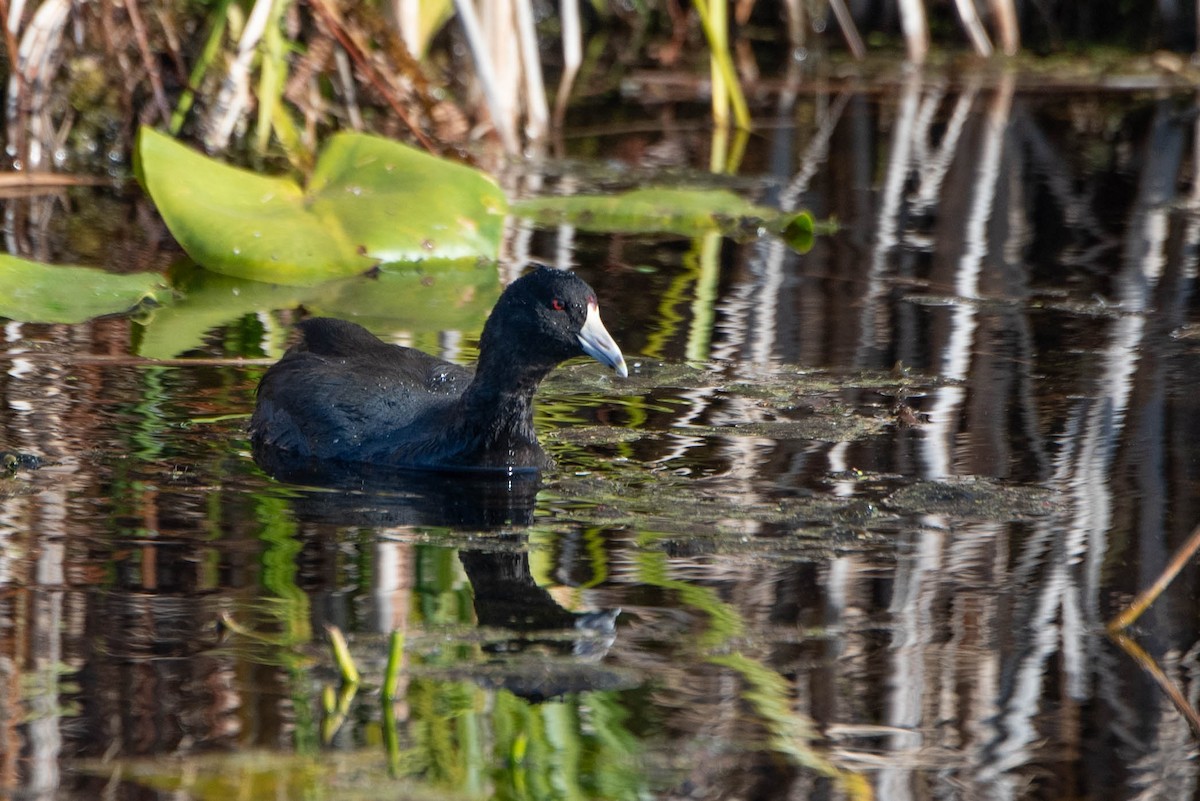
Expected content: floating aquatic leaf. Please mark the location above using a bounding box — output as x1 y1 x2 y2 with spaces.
0 254 167 324
135 127 508 285
511 187 818 252
136 261 500 359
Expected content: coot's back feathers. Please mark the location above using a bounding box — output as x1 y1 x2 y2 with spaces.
250 267 626 474
300 317 472 388
294 317 383 357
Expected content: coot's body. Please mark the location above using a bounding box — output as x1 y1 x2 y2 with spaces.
250 267 626 473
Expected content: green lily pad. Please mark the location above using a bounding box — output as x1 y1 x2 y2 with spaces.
135 127 508 285
136 261 500 359
0 254 168 324
511 188 817 252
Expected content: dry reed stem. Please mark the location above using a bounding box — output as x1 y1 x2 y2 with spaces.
989 0 1019 54
356 7 456 138
0 0 28 171
551 0 581 136
829 0 866 59
452 0 517 152
898 0 929 63
954 0 993 55
204 0 273 149
12 0 70 169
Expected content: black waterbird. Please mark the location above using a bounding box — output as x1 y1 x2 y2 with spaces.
250 267 627 474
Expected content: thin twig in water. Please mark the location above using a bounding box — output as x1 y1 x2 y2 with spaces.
1109 632 1200 736
1107 522 1200 632
0 172 108 187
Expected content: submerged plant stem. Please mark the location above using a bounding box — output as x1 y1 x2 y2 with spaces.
382 629 405 776
383 628 405 700
327 624 361 684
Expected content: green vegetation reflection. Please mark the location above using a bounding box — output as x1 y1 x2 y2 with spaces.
94 683 648 801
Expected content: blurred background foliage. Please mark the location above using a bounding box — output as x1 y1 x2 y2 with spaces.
3 0 1197 174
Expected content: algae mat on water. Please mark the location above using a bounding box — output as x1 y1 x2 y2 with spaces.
135 127 508 285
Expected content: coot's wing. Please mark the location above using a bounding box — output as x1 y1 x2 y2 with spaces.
295 317 473 392
251 319 473 461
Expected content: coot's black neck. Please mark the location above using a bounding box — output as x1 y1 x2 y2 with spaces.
460 355 553 439
447 348 556 468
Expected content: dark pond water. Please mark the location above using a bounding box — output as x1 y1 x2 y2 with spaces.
4 75 1200 800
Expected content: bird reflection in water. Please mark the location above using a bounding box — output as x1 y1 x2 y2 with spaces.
259 462 627 702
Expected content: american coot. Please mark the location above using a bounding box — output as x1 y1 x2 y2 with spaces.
250 267 628 473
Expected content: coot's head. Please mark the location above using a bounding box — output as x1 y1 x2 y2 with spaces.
479 266 628 378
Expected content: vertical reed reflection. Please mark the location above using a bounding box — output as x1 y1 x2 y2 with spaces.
569 80 1200 797
1 82 1200 800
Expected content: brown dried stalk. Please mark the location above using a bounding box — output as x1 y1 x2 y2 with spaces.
1108 522 1200 633
123 0 170 122
306 0 438 154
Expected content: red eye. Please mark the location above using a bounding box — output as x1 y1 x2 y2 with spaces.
550 298 565 311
